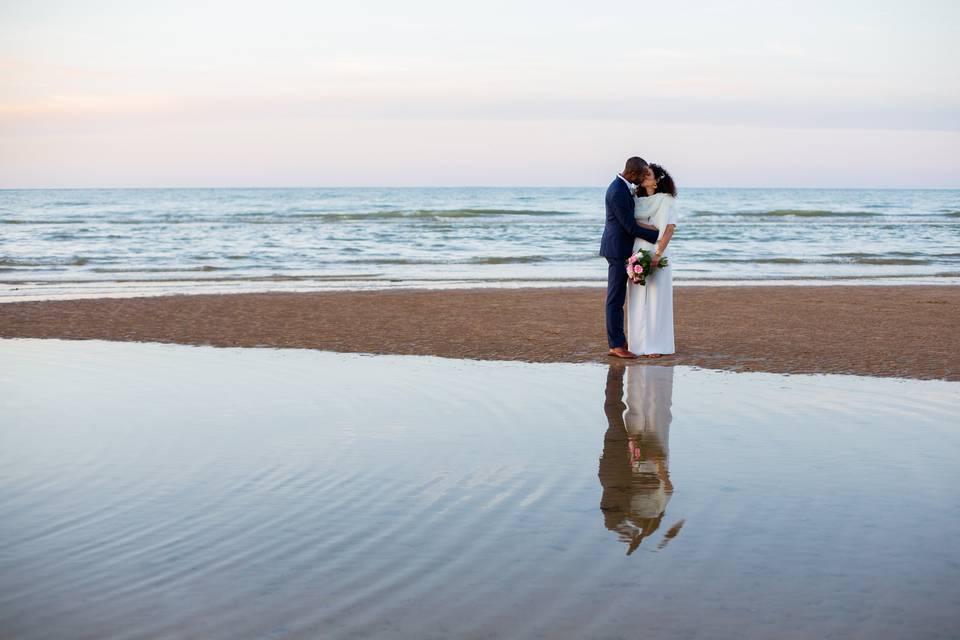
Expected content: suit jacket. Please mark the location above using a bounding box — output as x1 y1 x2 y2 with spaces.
599 177 660 259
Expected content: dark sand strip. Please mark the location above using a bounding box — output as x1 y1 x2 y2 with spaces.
2 286 958 380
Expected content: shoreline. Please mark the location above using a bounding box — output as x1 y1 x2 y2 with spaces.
4 276 960 306
1 285 957 381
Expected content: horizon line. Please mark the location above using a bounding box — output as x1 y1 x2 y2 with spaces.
2 185 959 191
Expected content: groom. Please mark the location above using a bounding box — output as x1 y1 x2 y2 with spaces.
599 157 660 358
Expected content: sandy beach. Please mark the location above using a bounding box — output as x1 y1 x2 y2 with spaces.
2 285 957 380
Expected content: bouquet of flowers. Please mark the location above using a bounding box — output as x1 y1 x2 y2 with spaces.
626 249 668 286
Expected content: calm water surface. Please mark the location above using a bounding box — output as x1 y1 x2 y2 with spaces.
1 340 959 638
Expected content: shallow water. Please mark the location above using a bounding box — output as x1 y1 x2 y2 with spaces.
1 340 959 639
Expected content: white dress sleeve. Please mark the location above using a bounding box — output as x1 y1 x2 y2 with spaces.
663 196 679 227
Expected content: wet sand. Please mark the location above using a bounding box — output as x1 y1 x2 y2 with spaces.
1 285 958 380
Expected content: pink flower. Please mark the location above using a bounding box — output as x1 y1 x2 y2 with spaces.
634 265 644 273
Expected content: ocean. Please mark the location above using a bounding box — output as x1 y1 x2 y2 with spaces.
1 187 958 300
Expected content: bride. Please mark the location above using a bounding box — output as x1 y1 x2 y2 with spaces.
626 164 678 357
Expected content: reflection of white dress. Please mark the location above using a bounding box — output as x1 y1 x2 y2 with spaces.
627 193 678 355
623 365 674 518
623 366 673 518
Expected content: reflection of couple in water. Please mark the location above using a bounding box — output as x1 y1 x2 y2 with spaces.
599 364 684 555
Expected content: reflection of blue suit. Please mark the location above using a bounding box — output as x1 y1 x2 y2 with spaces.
599 177 660 348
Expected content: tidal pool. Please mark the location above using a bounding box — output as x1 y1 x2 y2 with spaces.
1 339 958 639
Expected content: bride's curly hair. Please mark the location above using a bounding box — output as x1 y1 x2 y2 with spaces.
650 164 677 197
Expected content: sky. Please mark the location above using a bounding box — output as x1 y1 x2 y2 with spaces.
1 0 958 188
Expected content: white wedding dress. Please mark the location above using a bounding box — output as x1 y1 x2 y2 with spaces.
626 193 678 355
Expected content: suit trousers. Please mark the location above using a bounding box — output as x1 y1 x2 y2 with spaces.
605 257 629 348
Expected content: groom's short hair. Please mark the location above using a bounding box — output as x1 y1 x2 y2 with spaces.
624 157 648 173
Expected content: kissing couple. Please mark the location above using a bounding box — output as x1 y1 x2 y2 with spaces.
599 156 679 359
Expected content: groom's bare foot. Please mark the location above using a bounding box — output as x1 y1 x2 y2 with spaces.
608 347 637 359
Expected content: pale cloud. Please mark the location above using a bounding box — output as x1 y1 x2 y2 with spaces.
3 117 956 188
0 0 958 187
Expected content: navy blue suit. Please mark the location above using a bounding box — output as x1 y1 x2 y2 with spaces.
599 177 660 349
